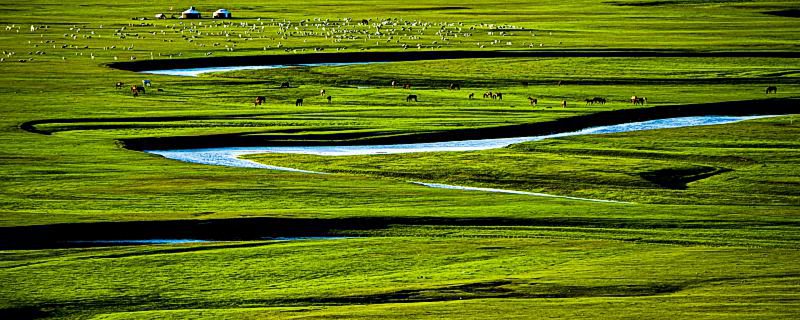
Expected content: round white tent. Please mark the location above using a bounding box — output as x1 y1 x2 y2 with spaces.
213 9 231 19
181 6 201 19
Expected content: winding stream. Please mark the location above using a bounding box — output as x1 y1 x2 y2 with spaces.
146 115 775 203
143 62 377 77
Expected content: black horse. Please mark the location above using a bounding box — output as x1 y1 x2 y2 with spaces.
254 96 266 106
295 98 303 106
766 86 778 94
281 82 291 88
406 95 418 102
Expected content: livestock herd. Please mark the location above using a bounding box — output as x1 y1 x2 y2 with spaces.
117 80 780 108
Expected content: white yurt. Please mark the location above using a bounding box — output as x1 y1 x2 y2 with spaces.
213 9 232 19
181 6 201 19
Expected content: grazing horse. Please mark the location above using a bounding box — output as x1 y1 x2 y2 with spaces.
254 96 266 106
142 79 151 87
115 82 125 89
281 82 290 88
406 94 418 102
561 100 567 108
766 86 778 94
632 97 646 105
495 92 503 100
403 83 411 89
449 83 460 90
326 95 332 103
320 89 326 96
295 98 303 106
592 97 606 104
468 93 475 99
131 85 145 96
585 98 595 105
483 91 492 99
391 80 397 87
528 97 537 106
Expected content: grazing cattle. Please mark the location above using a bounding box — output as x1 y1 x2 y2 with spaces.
766 86 778 94
592 97 606 105
115 82 125 89
254 96 266 106
281 82 290 88
406 94 418 102
142 79 151 87
561 100 567 108
320 89 326 96
403 83 411 89
528 97 537 106
468 93 474 99
327 95 332 103
449 83 460 90
295 98 303 106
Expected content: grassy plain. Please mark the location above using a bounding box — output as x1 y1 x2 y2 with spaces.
1 0 799 319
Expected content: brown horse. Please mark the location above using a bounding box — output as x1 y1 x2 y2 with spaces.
131 85 145 96
403 83 411 89
766 86 778 94
254 96 266 106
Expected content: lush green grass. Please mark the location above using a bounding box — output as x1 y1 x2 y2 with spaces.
1 0 799 319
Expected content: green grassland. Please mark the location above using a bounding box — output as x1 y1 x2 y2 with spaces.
1 0 800 319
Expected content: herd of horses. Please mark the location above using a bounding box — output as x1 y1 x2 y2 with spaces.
117 80 780 107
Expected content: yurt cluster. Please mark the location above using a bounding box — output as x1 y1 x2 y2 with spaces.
155 7 232 19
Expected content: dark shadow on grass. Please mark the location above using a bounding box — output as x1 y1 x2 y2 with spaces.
639 166 732 189
3 216 799 250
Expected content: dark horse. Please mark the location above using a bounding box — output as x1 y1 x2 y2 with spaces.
131 85 145 96
528 97 537 106
254 96 266 106
295 98 303 106
766 86 778 94
449 83 460 90
592 97 606 104
281 82 291 88
406 94 418 102
115 82 125 89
